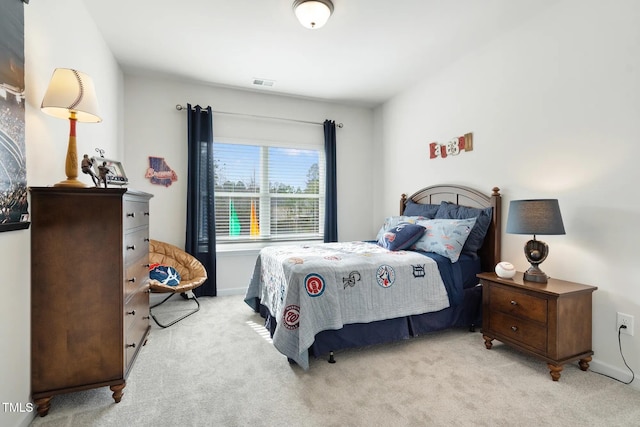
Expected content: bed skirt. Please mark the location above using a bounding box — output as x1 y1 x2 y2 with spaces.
255 284 482 362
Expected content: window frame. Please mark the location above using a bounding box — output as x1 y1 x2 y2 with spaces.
213 136 326 244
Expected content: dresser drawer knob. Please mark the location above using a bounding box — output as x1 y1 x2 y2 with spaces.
144 237 150 242
128 277 136 283
511 326 518 332
126 310 136 316
510 300 518 306
144 211 150 216
126 343 136 348
127 245 136 250
143 315 150 320
127 212 135 218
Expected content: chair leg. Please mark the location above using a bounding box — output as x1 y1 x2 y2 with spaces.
150 292 201 328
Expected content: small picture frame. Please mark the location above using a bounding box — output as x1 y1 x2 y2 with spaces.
91 157 128 186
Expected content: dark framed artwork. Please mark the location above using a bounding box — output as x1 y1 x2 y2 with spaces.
0 0 30 232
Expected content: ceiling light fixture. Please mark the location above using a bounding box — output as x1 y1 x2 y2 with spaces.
293 0 334 29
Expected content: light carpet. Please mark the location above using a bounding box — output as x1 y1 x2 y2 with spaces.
29 295 640 427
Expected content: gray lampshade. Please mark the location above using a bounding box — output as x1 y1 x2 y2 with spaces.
506 199 565 235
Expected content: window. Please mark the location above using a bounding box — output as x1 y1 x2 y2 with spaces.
213 139 325 243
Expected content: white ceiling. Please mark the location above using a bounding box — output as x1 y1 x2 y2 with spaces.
82 0 559 107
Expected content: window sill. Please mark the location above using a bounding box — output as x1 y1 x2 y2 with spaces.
216 239 324 256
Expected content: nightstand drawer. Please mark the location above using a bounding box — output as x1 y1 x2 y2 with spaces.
490 285 547 324
489 311 547 353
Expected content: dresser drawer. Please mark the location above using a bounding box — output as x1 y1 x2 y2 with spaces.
123 200 150 230
490 285 547 324
489 311 547 353
124 287 149 333
124 257 149 300
124 288 149 369
124 228 150 265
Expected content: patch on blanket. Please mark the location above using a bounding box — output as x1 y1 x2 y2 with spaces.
149 263 181 286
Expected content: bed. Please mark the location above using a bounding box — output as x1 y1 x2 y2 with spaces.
244 184 502 369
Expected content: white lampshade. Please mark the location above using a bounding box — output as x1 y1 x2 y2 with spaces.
293 0 334 29
41 68 101 123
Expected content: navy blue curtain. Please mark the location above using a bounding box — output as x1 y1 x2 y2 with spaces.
186 104 216 296
324 120 338 242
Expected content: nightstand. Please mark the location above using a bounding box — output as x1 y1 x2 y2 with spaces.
477 272 597 381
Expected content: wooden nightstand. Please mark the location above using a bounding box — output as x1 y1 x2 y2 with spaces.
477 272 597 381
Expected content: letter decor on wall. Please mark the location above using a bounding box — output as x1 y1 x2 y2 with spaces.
0 0 30 232
145 156 178 187
429 132 473 159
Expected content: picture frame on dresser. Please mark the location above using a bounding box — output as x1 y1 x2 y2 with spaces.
91 157 129 186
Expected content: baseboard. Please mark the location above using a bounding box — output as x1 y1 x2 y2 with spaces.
216 287 247 297
590 357 638 390
10 411 35 427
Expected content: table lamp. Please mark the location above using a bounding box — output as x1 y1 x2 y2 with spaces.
41 68 101 187
506 199 565 283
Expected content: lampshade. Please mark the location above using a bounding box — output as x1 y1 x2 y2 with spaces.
41 68 101 123
293 0 334 29
506 199 565 236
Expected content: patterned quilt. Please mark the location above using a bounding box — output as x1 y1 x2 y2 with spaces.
244 241 450 370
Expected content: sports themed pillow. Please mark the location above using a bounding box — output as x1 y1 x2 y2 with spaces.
378 222 426 251
149 263 181 286
413 218 477 262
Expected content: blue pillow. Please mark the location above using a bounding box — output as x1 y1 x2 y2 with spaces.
149 265 181 286
435 202 492 257
403 200 440 218
378 222 426 251
413 218 477 262
375 215 427 241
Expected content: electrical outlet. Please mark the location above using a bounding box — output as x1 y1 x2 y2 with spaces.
616 312 634 336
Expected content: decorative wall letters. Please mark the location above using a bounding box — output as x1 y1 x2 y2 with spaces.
429 132 473 159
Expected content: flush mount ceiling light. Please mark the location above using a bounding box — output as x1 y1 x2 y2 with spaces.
293 0 334 29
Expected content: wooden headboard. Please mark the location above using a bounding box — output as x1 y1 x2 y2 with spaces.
399 185 502 273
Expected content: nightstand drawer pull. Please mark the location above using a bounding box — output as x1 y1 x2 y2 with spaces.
126 310 136 316
128 277 136 283
126 343 136 348
511 326 518 332
127 245 136 250
510 300 517 306
127 212 135 218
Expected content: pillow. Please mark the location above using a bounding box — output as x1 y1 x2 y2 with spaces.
378 222 426 251
413 218 477 262
149 264 181 286
435 202 493 257
375 215 427 241
403 200 440 219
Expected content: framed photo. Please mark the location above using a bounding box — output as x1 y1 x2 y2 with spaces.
91 157 128 186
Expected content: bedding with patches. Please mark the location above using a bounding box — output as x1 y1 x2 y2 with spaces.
244 241 450 370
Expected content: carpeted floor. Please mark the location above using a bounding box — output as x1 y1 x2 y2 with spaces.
29 295 640 427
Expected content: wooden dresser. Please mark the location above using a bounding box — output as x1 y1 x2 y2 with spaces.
30 187 153 416
478 272 597 381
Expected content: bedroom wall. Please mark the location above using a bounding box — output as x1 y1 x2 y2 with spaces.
1 1 123 427
374 0 640 389
122 75 374 295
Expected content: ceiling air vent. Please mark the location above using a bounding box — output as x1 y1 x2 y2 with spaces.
252 78 275 87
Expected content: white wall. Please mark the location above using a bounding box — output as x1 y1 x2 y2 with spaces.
1 1 123 426
123 74 374 294
375 0 640 388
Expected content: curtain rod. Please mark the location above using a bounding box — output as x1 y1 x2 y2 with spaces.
175 104 343 128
